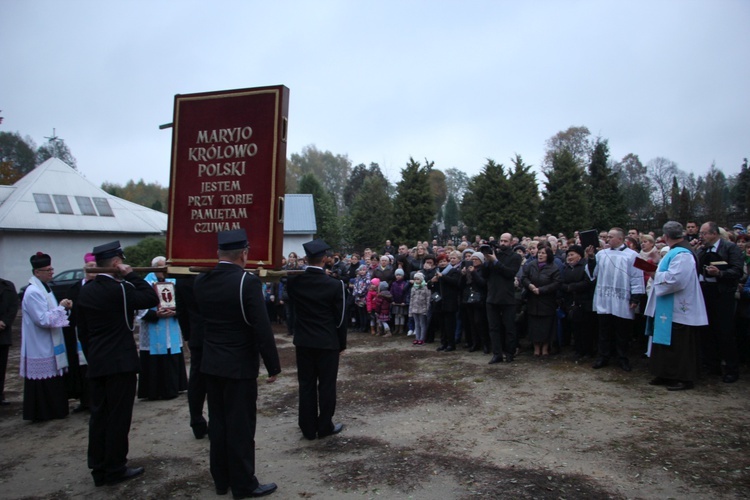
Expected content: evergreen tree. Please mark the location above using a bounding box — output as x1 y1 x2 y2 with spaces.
506 154 540 236
346 175 393 251
460 159 511 238
343 162 387 208
297 173 341 248
678 186 692 223
538 149 590 235
587 139 627 230
443 194 460 233
702 165 729 225
730 158 750 219
392 157 433 245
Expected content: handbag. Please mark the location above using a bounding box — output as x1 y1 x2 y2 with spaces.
430 291 442 303
464 288 482 304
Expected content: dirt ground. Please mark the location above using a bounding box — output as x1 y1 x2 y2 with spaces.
1 321 749 500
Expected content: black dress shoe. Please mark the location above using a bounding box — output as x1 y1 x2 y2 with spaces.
436 345 446 351
444 346 456 352
592 359 608 369
483 347 490 354
488 355 502 364
192 424 209 439
106 466 145 485
236 482 277 498
619 360 632 372
666 381 694 391
504 355 514 363
319 423 344 438
216 487 229 495
723 373 739 383
468 345 478 352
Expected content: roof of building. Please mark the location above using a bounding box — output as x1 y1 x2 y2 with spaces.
283 194 316 234
0 158 167 234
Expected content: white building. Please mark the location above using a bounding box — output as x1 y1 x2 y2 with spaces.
0 158 167 289
282 193 316 259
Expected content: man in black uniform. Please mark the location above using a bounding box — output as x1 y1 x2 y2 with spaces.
76 241 159 487
287 239 347 440
174 275 208 439
193 229 281 498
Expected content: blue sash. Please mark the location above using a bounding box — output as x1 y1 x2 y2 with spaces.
646 246 691 346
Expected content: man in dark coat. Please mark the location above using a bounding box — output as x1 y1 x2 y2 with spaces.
287 239 347 440
193 229 281 498
0 276 19 405
697 221 744 383
174 275 208 439
482 233 523 364
76 241 159 487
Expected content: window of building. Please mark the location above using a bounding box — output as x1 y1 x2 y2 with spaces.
93 197 114 217
52 194 74 214
33 193 56 213
75 196 97 216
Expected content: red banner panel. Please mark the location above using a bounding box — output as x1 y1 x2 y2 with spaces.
167 85 289 270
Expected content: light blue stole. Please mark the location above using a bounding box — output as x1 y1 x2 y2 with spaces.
646 246 691 346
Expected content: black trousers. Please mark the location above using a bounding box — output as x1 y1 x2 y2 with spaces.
466 304 489 349
700 285 740 375
440 310 457 348
486 303 517 357
88 371 137 483
187 346 207 430
206 375 259 496
596 314 632 362
295 346 339 439
0 345 8 400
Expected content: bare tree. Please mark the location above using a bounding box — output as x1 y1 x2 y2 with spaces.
647 157 680 213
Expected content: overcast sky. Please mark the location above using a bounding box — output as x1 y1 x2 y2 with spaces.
2 0 748 189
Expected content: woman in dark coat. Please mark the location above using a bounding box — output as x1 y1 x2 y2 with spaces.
433 252 461 352
460 252 489 353
560 245 597 359
522 247 561 356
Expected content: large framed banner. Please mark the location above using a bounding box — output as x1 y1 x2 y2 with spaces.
166 85 289 270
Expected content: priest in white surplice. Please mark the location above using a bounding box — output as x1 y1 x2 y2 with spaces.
644 221 707 391
589 227 645 372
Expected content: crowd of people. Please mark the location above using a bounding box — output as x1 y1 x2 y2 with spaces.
265 221 749 391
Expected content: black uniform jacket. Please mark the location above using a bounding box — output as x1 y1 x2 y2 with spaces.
77 273 159 378
287 267 347 352
194 262 280 379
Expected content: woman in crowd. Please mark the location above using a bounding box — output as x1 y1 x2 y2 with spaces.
372 255 394 285
433 252 461 352
280 251 305 336
351 264 371 332
522 247 562 357
461 251 489 353
560 245 597 359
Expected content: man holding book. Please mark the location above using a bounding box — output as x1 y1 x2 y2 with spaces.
697 222 744 383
